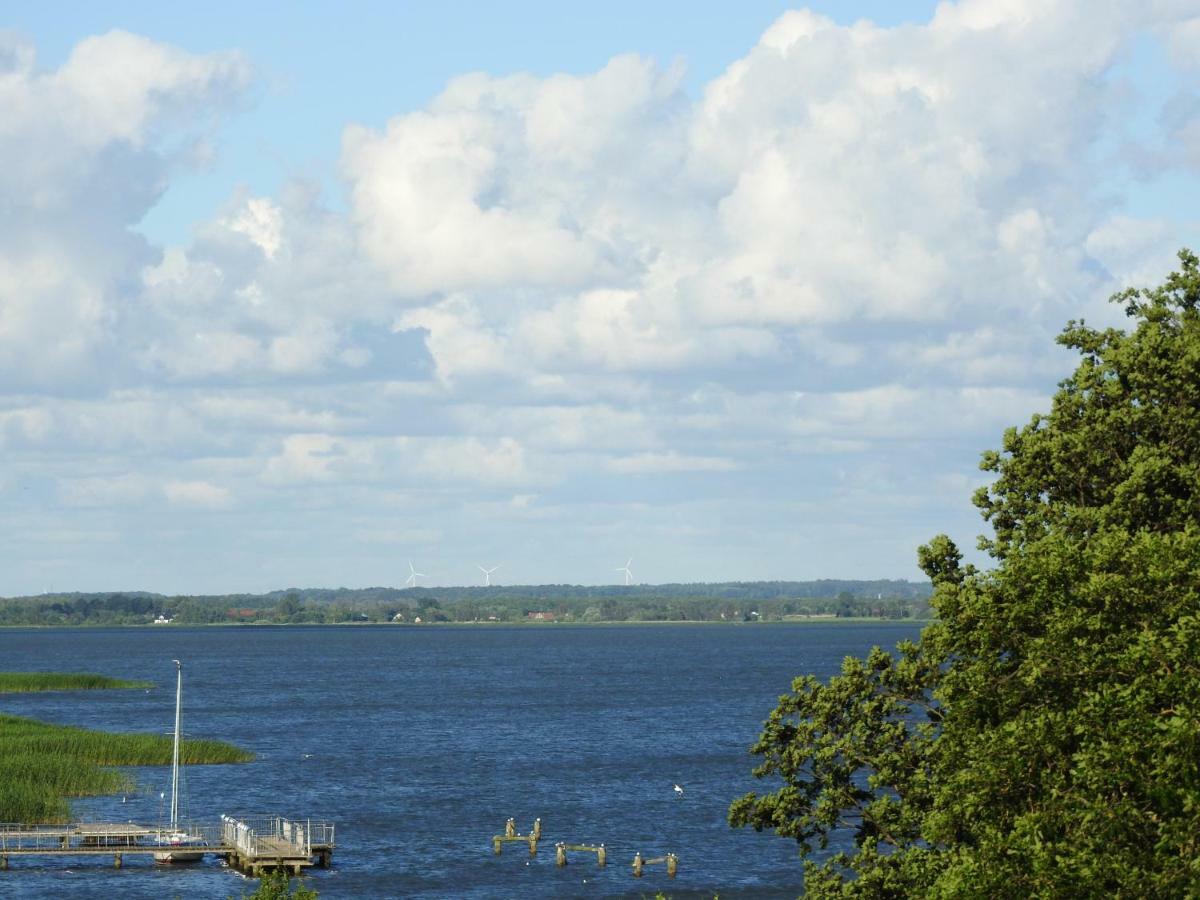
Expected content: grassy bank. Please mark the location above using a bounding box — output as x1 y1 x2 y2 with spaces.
0 672 152 692
0 710 253 822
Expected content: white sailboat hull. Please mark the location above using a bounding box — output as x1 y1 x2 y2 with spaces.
153 848 206 863
152 829 206 862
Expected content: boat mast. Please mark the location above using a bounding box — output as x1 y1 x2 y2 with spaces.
170 659 182 829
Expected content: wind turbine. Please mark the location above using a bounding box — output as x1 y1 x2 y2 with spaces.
616 558 633 586
478 564 500 586
405 560 427 588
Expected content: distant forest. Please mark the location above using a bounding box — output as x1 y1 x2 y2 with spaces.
0 580 930 626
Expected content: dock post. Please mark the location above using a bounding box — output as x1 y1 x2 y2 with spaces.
113 853 122 869
1 853 7 870
632 852 644 877
531 818 541 841
667 853 678 878
529 834 538 856
505 818 516 838
493 836 502 856
597 845 606 867
556 843 567 867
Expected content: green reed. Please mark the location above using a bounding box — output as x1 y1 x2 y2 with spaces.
0 713 253 822
0 672 152 693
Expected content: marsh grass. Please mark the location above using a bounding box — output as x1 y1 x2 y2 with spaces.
0 712 253 822
0 672 152 693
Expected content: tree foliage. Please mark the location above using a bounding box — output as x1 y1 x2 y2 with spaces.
730 250 1200 897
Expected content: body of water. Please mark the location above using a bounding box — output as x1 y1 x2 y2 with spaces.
0 622 922 898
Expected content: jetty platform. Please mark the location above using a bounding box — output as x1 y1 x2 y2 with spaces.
0 815 335 875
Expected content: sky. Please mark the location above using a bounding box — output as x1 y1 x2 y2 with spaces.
1 0 1198 595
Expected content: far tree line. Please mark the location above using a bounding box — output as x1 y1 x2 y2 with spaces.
0 580 931 627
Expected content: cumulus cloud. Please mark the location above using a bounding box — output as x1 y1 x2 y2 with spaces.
338 1 1194 396
2 6 1198 591
0 30 252 387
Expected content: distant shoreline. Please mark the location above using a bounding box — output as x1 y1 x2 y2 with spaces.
0 617 931 629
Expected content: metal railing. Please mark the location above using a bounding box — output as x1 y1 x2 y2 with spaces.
221 815 335 858
0 817 333 857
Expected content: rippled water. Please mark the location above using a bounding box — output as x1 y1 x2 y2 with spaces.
0 623 921 898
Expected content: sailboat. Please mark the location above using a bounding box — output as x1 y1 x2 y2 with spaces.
153 659 207 863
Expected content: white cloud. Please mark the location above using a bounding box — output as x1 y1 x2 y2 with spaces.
262 433 372 484
606 452 738 474
415 437 532 485
1 8 1197 592
163 479 232 509
0 31 252 387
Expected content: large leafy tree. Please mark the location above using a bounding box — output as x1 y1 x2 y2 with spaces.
730 250 1200 897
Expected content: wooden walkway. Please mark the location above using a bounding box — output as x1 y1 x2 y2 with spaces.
0 816 334 875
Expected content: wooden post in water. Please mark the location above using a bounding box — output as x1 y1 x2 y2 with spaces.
1 853 7 870
632 851 644 877
113 852 122 869
597 844 606 867
667 853 678 877
505 818 516 838
493 836 502 855
556 843 567 867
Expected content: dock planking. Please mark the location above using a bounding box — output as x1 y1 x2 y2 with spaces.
0 815 334 875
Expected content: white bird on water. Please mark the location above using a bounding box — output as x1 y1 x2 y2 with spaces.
673 783 684 797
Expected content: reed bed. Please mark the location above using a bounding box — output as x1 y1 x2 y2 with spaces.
0 672 152 693
0 713 253 822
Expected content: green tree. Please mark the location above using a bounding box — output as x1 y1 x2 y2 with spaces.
730 250 1200 897
274 593 302 623
233 869 318 900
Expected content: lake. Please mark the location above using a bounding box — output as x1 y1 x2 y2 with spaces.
0 622 922 898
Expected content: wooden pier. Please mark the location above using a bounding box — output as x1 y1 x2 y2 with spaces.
633 850 678 878
555 841 607 867
491 817 541 856
0 815 334 875
491 819 677 880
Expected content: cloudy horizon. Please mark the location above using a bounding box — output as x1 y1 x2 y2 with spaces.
2 1 1198 594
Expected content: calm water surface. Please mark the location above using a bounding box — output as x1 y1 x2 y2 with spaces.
0 623 921 898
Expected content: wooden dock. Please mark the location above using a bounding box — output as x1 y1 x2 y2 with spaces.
0 815 334 875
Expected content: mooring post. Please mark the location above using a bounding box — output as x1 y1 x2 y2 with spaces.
493 836 502 855
632 851 644 877
113 853 122 869
505 818 516 838
597 845 606 867
1 853 8 870
556 843 567 867
667 853 678 877
532 818 542 840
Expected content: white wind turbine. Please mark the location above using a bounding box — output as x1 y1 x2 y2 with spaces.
616 558 633 586
405 560 427 588
478 564 500 586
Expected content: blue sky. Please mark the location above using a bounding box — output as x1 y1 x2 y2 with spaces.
1 1 1198 594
